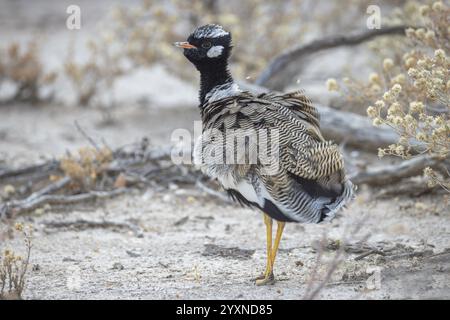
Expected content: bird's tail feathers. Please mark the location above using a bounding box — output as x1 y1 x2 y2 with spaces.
320 179 356 222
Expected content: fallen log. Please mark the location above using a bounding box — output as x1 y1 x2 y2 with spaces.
350 155 441 186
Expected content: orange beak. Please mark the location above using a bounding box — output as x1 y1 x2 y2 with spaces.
174 41 197 49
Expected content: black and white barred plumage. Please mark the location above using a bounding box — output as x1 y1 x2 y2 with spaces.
178 24 355 224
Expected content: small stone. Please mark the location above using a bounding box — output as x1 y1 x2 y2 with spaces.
126 250 141 258
63 257 79 262
295 260 304 267
112 262 124 270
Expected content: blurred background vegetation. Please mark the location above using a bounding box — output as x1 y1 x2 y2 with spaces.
0 0 448 300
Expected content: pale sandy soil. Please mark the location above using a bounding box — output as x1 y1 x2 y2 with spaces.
1 104 449 300
1 0 449 300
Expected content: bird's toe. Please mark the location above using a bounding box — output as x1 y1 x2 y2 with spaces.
255 272 275 286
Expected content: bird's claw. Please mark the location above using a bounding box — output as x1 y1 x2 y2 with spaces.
255 271 275 286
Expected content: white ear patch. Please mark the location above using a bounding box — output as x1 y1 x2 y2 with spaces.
207 45 224 58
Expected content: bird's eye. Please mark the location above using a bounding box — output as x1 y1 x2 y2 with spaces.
201 41 212 49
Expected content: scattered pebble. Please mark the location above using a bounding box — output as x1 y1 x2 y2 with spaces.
112 262 125 270
126 250 141 258
173 216 189 226
63 257 79 262
295 260 304 267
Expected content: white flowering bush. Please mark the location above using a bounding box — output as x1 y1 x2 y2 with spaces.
328 1 449 190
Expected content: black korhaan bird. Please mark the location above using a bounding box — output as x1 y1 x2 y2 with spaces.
175 24 355 285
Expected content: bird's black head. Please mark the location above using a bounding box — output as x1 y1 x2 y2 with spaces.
174 24 232 71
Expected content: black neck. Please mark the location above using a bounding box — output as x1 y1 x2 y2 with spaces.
197 60 233 106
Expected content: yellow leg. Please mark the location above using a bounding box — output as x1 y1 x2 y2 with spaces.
271 221 285 266
255 214 275 286
255 217 286 286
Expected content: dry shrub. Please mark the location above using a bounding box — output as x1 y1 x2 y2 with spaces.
60 147 113 190
0 42 57 104
64 41 125 107
328 1 449 190
65 0 374 106
0 223 33 300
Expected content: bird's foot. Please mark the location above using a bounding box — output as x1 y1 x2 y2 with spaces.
255 271 275 286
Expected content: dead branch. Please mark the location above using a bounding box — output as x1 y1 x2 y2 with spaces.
256 25 408 90
375 180 439 198
1 188 128 218
26 176 71 202
74 120 101 151
351 155 442 186
42 218 141 235
0 160 59 181
0 138 201 219
324 239 437 262
354 249 386 261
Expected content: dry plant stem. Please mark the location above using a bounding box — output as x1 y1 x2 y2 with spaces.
303 217 367 300
351 154 441 186
18 236 31 297
74 120 101 152
256 26 409 90
0 227 32 299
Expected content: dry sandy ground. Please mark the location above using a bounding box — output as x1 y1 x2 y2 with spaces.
1 104 449 300
1 0 449 300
